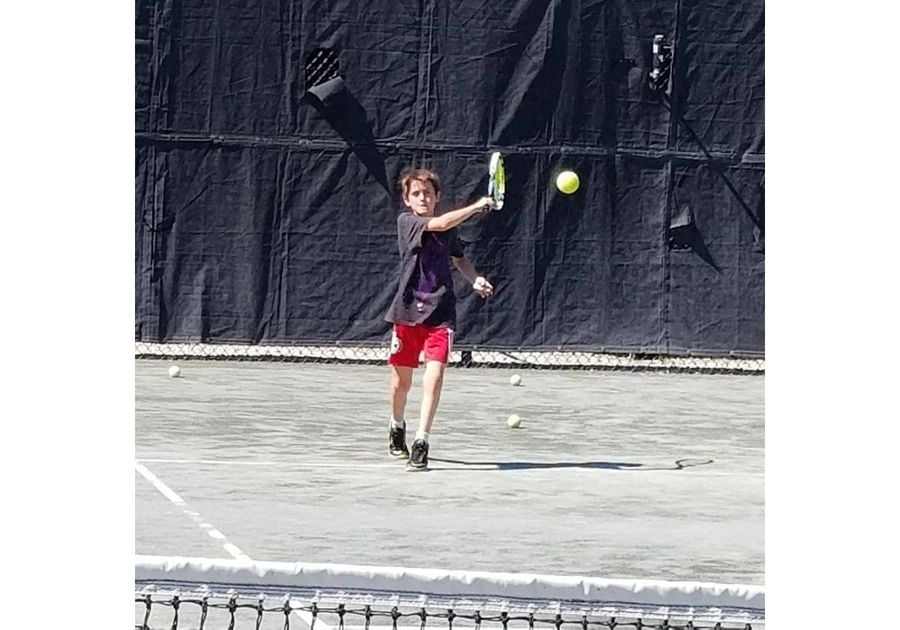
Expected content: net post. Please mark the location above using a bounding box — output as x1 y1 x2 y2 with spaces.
170 594 180 630
282 595 292 630
256 595 265 630
138 593 152 630
289 597 328 630
227 593 238 630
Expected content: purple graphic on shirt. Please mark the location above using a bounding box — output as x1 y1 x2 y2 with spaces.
386 212 461 327
415 233 451 293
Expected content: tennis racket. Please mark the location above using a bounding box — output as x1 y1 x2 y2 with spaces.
487 151 505 210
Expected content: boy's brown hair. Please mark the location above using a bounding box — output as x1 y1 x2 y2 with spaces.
398 168 441 198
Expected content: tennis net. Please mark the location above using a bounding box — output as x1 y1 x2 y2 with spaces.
135 556 764 630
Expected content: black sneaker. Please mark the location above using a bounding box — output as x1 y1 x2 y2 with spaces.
406 439 429 472
390 425 409 458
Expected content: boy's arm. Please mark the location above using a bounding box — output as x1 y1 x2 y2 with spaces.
452 256 494 298
426 197 494 232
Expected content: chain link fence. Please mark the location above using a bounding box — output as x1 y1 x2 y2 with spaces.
135 342 763 375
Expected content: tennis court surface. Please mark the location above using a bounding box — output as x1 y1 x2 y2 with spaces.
135 359 764 628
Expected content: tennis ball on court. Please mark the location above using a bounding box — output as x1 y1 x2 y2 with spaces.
507 414 522 429
509 374 522 386
168 365 181 378
556 170 580 194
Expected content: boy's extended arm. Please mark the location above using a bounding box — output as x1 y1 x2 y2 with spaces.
451 256 479 285
452 256 494 298
426 197 494 232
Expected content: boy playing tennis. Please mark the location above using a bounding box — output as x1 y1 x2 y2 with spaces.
385 168 494 471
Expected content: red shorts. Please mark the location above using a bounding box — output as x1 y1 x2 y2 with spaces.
388 324 454 367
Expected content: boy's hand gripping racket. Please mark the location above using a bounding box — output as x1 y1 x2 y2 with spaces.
487 151 505 210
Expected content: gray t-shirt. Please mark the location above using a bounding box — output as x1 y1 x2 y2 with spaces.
385 211 465 327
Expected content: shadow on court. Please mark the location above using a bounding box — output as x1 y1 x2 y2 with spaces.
428 458 714 472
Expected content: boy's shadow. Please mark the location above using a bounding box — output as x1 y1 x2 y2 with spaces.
428 458 713 472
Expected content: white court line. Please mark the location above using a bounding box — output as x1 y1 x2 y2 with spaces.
138 458 399 468
134 461 326 630
135 462 187 504
135 462 251 562
136 457 763 476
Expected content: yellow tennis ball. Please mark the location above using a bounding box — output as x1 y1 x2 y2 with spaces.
556 170 580 194
509 374 522 386
168 365 181 378
507 414 522 429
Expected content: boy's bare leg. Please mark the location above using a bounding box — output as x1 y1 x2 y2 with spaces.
406 359 446 471
390 365 413 422
389 366 413 457
418 359 446 436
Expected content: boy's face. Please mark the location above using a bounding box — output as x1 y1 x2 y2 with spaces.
403 179 440 216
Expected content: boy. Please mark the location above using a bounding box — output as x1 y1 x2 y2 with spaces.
385 168 494 471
